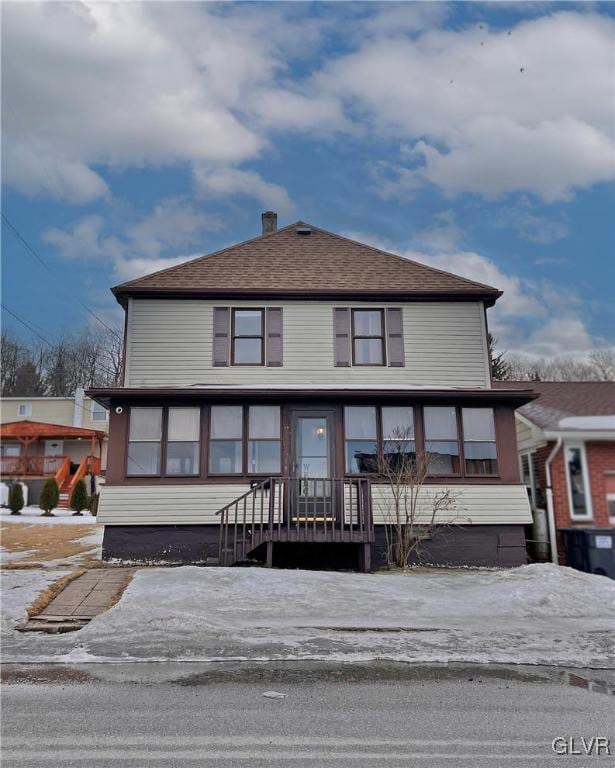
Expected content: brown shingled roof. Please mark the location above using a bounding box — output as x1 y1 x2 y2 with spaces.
495 381 615 429
112 221 502 303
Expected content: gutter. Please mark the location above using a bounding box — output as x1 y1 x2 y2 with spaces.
545 437 563 565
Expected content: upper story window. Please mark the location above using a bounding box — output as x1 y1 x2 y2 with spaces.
232 309 264 365
214 307 282 367
91 400 108 422
127 407 162 475
334 307 404 367
352 309 385 366
18 404 32 417
462 408 498 476
424 406 460 476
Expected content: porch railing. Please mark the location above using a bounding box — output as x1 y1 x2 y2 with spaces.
0 455 68 478
67 454 102 495
217 477 373 566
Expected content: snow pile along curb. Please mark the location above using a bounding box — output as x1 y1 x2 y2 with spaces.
2 564 614 667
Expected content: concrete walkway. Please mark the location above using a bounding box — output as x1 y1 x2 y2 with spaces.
21 569 134 633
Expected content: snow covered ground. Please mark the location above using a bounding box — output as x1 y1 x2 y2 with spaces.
1 506 97 524
2 564 614 667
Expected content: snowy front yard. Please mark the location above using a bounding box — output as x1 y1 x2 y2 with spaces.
2 564 614 667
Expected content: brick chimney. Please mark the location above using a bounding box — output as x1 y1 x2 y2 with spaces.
261 211 277 235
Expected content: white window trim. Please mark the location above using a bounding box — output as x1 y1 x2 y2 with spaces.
519 450 537 509
607 493 615 523
91 401 108 422
564 441 593 521
18 404 32 417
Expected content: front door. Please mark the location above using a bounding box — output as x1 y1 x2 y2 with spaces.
44 440 64 456
291 410 336 520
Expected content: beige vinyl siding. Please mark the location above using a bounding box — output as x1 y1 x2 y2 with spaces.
98 482 530 526
81 396 109 432
98 484 253 525
371 483 531 525
126 299 490 388
2 398 74 425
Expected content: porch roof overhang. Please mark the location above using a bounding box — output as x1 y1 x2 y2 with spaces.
0 420 106 441
87 385 537 408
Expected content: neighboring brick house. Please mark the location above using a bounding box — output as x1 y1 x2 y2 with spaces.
507 382 615 563
88 213 536 570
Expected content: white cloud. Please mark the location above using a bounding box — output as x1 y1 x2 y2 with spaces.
44 199 220 263
112 255 194 283
318 11 615 200
494 197 569 244
343 228 599 358
125 199 222 259
411 210 464 252
44 216 122 261
194 167 294 215
2 2 289 202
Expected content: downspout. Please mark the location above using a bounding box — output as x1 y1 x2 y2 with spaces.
545 437 563 565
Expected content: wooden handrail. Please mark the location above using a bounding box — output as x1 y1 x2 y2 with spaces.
54 456 71 487
67 454 102 495
217 477 374 566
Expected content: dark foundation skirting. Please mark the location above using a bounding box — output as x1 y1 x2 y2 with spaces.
103 523 527 568
370 524 528 568
102 524 220 563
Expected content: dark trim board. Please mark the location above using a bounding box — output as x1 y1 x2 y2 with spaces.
102 524 528 569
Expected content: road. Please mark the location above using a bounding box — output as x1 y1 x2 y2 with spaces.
1 662 614 767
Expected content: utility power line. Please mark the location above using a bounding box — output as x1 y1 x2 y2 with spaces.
2 213 122 341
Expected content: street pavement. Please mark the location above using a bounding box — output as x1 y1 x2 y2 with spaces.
2 662 614 767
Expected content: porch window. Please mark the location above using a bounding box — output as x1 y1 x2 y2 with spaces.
382 406 416 470
424 406 460 476
209 406 243 474
352 309 385 365
565 445 592 519
344 406 378 473
232 309 264 365
462 408 498 476
127 407 162 475
248 406 281 473
166 407 200 475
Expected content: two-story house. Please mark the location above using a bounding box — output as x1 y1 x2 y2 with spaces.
88 213 534 570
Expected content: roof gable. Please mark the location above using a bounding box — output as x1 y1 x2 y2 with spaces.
112 221 502 303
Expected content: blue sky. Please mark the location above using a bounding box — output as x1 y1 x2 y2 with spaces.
2 1 614 359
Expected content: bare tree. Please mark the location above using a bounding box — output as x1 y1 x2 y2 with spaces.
504 349 615 382
588 349 615 381
2 325 122 396
376 428 464 568
1 332 45 396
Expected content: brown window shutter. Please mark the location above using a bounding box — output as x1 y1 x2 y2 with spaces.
266 307 283 366
333 307 351 367
212 307 230 366
386 308 405 367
